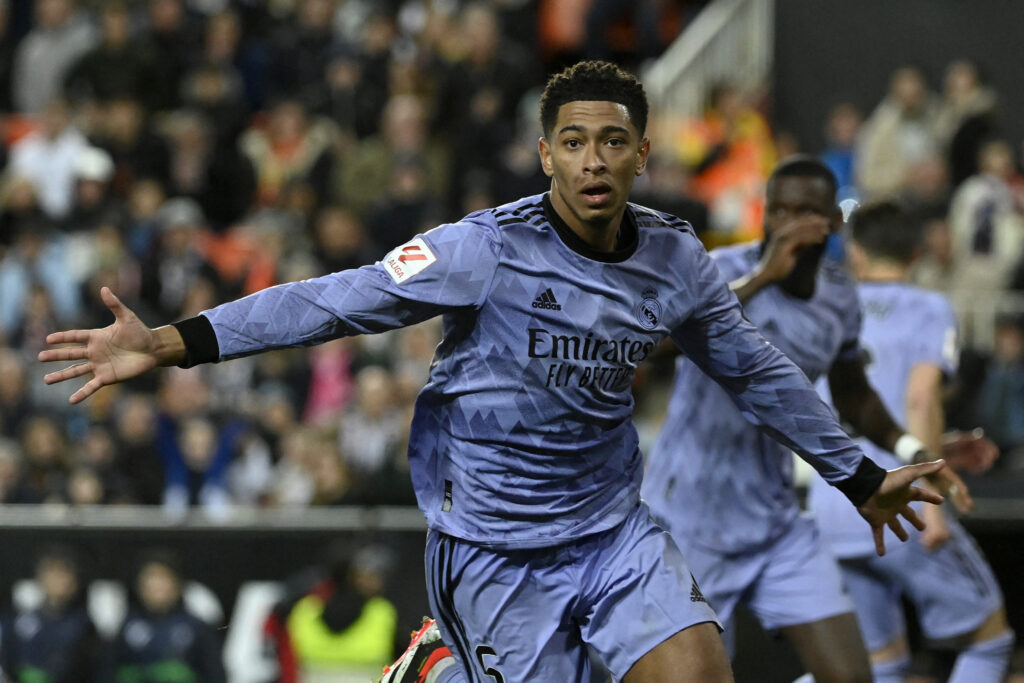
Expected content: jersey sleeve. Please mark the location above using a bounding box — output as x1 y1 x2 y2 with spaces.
193 217 502 361
669 234 883 503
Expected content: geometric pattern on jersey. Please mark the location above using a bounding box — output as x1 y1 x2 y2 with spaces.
644 241 865 553
809 281 960 557
202 195 868 549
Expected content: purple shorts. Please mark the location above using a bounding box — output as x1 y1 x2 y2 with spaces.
424 502 721 682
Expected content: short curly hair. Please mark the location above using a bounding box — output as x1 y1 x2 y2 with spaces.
539 61 649 138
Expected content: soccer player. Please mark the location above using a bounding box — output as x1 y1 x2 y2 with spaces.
41 62 944 683
807 200 1014 682
642 156 971 683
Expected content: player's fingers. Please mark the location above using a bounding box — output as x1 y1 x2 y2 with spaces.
887 516 909 542
38 346 90 363
900 504 926 531
873 525 886 556
905 459 946 479
69 377 104 405
44 330 92 346
907 484 944 506
101 286 127 320
44 363 93 385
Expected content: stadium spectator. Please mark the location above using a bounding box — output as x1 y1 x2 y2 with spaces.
857 65 941 198
9 414 69 504
976 314 1024 465
820 101 863 203
266 543 398 682
364 154 445 256
93 94 172 197
63 2 163 112
239 98 339 209
336 94 449 218
934 59 1001 186
63 145 122 235
0 0 15 112
433 2 540 211
8 97 90 221
263 0 339 106
0 546 100 682
0 347 32 437
0 231 81 349
154 368 240 519
672 80 776 244
144 0 203 112
947 138 1024 293
162 109 256 232
10 0 96 114
111 393 164 505
0 436 22 503
103 549 226 683
139 197 222 321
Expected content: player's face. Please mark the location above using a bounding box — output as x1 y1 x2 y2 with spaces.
539 100 649 240
763 176 837 239
763 175 839 298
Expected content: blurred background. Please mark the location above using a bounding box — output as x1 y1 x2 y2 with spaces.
0 0 1022 681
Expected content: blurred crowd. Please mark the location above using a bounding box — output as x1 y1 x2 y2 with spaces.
0 0 1023 522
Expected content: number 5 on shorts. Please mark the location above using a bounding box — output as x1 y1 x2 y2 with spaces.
475 645 505 683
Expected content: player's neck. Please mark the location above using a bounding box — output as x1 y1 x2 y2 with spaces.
548 190 624 252
855 261 910 283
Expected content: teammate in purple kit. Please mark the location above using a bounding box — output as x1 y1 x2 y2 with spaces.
808 200 1014 682
643 156 971 683
41 63 944 683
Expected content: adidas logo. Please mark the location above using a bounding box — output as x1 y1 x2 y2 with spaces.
690 575 707 603
532 288 562 311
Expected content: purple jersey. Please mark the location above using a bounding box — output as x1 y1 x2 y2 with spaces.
644 241 863 553
808 281 959 558
189 195 872 549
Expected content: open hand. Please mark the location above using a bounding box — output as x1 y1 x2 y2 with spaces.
38 287 164 404
857 459 946 556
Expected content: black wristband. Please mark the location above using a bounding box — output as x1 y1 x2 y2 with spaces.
833 457 887 507
171 315 219 368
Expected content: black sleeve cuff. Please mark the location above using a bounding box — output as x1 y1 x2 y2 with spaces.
833 457 887 507
171 315 220 368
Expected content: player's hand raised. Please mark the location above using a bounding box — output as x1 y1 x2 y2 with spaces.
857 459 946 556
757 216 830 283
38 287 177 404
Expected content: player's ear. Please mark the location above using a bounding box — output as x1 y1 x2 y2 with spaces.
538 136 554 177
635 138 650 176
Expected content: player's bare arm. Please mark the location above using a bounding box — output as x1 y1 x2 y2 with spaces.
38 287 185 405
828 355 972 514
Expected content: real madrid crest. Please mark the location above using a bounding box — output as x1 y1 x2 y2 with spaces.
635 287 661 329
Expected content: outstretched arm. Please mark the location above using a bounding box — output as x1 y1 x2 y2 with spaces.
39 287 186 404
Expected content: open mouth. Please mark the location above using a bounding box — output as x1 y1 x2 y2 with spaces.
582 183 612 206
